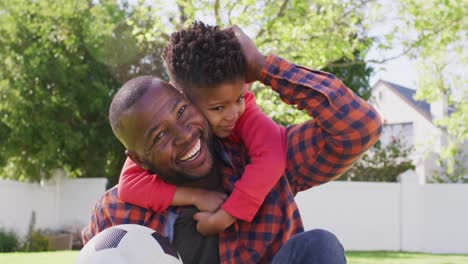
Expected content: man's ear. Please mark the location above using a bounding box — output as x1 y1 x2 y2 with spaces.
125 150 148 170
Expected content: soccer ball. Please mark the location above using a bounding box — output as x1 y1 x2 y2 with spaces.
77 224 183 264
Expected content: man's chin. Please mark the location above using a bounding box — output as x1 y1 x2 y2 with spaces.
146 165 209 186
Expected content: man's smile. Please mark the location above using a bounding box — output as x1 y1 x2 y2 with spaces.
180 138 201 161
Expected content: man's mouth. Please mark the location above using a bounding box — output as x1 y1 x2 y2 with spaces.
180 139 201 161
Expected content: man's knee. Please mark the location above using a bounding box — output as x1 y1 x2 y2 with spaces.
300 229 342 249
273 229 346 264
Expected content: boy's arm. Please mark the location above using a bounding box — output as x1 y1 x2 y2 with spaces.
221 90 286 222
118 157 176 212
119 157 226 212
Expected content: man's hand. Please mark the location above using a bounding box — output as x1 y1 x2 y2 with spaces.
193 209 236 236
192 189 227 212
226 26 267 83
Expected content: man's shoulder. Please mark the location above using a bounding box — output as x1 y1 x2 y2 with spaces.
94 185 120 208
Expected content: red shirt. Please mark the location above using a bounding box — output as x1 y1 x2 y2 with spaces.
118 88 286 222
83 54 383 263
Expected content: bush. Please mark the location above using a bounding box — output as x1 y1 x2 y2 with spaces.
30 231 49 252
0 228 20 252
22 211 49 252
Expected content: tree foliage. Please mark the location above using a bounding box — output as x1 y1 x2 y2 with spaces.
129 0 377 126
0 0 165 183
395 0 467 182
0 0 378 182
340 138 415 182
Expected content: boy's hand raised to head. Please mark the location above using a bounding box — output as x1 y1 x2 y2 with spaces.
226 26 267 84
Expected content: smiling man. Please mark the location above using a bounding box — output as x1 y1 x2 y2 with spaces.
83 25 382 264
111 78 216 186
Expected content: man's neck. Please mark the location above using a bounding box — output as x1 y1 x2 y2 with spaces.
182 162 223 191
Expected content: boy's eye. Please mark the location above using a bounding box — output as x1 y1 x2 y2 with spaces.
237 95 245 103
210 106 224 111
177 105 187 117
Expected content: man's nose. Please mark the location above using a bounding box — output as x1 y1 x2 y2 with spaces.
174 123 192 145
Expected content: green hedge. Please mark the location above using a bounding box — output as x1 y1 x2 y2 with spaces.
0 229 20 252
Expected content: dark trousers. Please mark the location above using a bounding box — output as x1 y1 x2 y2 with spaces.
173 208 346 264
272 229 347 264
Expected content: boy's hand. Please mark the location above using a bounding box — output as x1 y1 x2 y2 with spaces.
193 209 236 236
192 189 227 212
225 25 267 83
173 187 226 212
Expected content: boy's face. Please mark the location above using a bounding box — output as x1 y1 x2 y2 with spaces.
190 79 246 138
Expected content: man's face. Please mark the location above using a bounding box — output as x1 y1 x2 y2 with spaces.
120 80 214 184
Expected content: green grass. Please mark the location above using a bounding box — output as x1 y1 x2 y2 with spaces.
0 251 467 263
347 251 468 264
0 251 78 264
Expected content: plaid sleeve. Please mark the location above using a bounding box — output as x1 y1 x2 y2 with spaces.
81 192 107 244
81 187 161 245
260 55 383 194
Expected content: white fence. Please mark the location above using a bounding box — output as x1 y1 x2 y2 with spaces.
1 170 467 254
0 175 107 237
296 170 468 254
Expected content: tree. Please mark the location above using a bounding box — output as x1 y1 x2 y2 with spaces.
395 0 467 182
340 137 415 182
129 0 378 126
0 0 166 185
0 0 379 183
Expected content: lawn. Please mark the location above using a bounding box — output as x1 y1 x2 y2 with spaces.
1 251 467 263
346 251 468 264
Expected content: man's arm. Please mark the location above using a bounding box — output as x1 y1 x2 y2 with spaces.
82 187 173 245
261 55 382 193
231 25 382 194
82 191 109 244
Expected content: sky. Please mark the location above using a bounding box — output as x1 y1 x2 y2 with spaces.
368 53 418 89
365 0 418 90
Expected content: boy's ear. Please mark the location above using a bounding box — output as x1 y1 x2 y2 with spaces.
125 150 148 170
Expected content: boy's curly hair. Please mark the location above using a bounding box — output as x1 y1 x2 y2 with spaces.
162 21 246 90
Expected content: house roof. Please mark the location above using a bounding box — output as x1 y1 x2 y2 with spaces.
375 80 433 121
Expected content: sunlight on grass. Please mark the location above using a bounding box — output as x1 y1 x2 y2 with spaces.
347 251 468 264
0 251 78 264
1 250 467 264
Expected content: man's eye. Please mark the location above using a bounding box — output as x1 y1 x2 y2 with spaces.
154 131 167 143
177 105 187 117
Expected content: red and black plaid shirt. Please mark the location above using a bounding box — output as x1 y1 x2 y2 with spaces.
82 54 382 263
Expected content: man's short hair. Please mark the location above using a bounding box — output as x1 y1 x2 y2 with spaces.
162 21 246 90
108 76 155 139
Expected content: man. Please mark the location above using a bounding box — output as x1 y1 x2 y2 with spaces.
82 25 382 263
